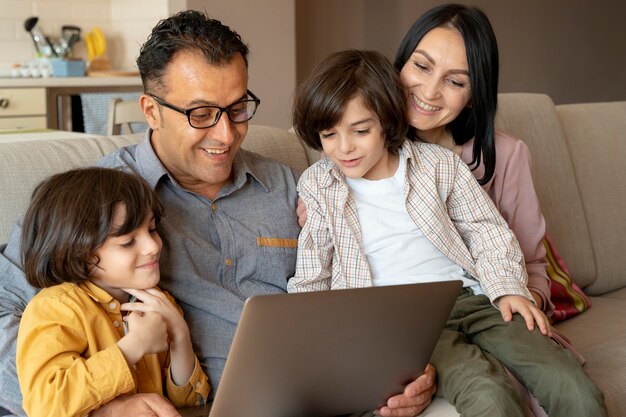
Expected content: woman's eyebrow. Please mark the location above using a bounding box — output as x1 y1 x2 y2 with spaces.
413 50 469 75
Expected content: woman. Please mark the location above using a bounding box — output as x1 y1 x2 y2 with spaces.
393 4 590 417
394 3 553 314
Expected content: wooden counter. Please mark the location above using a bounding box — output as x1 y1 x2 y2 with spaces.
0 76 143 130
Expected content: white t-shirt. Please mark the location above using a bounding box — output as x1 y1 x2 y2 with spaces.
345 150 482 293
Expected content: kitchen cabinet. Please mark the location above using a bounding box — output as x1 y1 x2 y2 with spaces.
0 76 142 131
0 87 47 129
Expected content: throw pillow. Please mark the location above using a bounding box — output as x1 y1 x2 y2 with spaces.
544 235 591 323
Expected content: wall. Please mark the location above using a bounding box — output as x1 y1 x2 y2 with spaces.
0 0 178 70
0 0 295 128
296 0 626 105
186 0 296 128
2 1 623 128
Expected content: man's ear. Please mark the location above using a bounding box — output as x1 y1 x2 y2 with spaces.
140 94 160 129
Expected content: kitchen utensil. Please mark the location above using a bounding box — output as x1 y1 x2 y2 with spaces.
56 25 81 58
23 16 57 58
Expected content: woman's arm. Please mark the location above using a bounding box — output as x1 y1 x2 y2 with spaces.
481 134 553 313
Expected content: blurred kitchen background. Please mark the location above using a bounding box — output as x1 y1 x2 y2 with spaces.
0 0 625 131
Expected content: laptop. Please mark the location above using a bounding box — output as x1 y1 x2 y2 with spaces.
180 280 462 417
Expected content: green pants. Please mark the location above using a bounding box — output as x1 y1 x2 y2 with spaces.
430 289 606 417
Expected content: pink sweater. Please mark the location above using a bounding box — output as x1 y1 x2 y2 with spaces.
462 131 554 314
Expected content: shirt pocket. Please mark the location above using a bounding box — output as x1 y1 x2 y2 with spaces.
254 235 298 291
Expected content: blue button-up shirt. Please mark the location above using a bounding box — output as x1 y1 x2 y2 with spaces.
97 132 302 392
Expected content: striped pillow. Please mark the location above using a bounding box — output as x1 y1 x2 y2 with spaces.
544 235 591 323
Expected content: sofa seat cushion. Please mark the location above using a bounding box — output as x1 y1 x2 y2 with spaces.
599 287 626 302
555 295 626 416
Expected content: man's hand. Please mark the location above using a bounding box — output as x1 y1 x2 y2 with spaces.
375 364 437 416
498 295 551 336
90 393 181 417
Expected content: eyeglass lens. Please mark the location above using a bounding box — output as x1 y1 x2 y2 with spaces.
188 100 257 128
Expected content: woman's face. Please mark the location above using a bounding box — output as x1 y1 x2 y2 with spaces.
399 26 472 139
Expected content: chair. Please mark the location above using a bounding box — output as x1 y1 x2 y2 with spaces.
106 98 146 135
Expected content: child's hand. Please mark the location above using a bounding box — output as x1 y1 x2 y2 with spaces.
498 295 551 337
123 288 196 387
125 311 170 353
121 288 190 345
117 310 169 366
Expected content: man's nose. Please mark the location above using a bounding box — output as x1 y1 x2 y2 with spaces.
211 111 238 145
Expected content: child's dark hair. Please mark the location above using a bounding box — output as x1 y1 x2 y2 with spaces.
21 167 164 288
293 49 408 153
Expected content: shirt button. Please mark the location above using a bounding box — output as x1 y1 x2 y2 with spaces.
211 202 217 212
195 381 201 388
109 302 117 310
225 258 232 267
113 320 120 328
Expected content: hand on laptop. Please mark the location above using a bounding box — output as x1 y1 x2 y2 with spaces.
90 393 181 417
375 363 437 416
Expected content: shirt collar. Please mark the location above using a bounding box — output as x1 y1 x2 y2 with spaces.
230 149 270 194
401 139 422 172
315 157 346 189
134 129 170 190
79 280 116 305
314 140 418 188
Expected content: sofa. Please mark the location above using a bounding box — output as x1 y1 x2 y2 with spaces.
0 93 624 416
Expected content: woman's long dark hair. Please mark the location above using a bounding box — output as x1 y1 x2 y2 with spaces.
394 3 499 185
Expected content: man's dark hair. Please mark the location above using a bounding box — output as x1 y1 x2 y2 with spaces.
137 9 249 93
293 49 408 153
394 4 499 185
21 167 164 288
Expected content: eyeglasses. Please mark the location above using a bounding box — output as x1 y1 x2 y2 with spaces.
148 90 261 129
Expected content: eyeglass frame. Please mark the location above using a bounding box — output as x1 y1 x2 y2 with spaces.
147 89 261 129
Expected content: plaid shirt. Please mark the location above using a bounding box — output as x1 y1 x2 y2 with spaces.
288 140 532 304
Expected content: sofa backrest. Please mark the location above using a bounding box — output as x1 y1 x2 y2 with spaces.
496 93 626 295
0 125 307 246
556 101 626 295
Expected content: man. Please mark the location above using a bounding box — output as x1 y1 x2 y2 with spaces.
0 11 435 417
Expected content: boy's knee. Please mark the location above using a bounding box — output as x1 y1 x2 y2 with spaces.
440 372 526 417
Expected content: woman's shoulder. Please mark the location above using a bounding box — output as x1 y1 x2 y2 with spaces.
462 130 531 166
494 130 531 160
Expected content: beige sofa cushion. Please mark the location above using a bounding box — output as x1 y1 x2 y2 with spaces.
555 295 626 416
0 134 141 245
0 125 307 246
556 102 626 295
495 93 594 288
